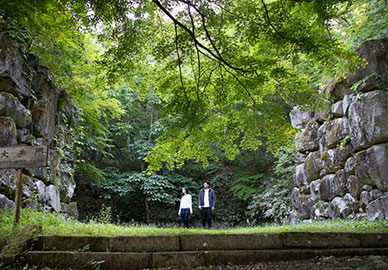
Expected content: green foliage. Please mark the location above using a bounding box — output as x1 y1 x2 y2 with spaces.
93 204 113 224
246 147 296 223
75 162 106 185
1 209 387 241
230 172 264 200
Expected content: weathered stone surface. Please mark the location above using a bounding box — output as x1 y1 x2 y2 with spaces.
331 197 353 218
331 101 344 117
297 122 320 152
17 128 35 145
0 193 14 211
348 90 388 150
321 144 351 175
35 180 48 202
354 143 388 191
346 175 362 199
0 32 30 97
304 151 323 182
346 37 388 86
362 185 373 191
310 179 321 201
325 118 349 148
342 94 354 116
180 234 282 251
293 195 315 219
289 106 314 130
366 194 388 220
47 185 61 212
60 202 79 219
294 152 306 163
293 164 307 187
1 225 42 265
26 251 151 270
360 233 388 247
319 173 346 201
323 78 352 101
344 157 355 175
0 30 78 216
370 189 384 200
291 188 301 207
310 201 334 220
0 92 31 128
0 117 17 147
0 168 16 193
291 38 388 222
282 232 360 248
360 191 371 207
352 73 387 93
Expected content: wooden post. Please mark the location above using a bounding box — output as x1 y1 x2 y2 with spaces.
13 168 23 227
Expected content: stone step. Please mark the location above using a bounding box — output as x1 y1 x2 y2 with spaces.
34 232 388 253
25 248 388 270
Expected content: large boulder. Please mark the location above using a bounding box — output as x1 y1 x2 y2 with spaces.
289 106 314 130
354 143 388 191
47 185 61 212
0 193 14 211
366 194 388 220
0 92 31 128
296 122 320 152
293 164 307 187
319 172 346 201
310 201 334 220
346 175 362 199
320 144 352 175
348 90 388 150
0 32 30 97
346 37 388 86
330 101 344 117
304 151 323 182
293 194 315 219
325 118 349 149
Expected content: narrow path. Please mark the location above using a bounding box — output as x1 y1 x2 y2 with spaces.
143 255 388 270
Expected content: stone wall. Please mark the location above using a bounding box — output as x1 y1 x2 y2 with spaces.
0 31 78 217
290 38 388 222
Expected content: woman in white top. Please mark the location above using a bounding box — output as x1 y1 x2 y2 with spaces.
178 187 193 228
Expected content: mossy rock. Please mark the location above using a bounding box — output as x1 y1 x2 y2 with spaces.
0 224 42 266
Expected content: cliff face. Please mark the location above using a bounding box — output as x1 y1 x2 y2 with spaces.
0 31 78 217
290 38 388 222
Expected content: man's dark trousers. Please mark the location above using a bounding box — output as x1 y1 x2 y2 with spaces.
201 207 212 228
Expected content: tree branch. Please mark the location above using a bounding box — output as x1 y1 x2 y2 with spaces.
152 0 250 73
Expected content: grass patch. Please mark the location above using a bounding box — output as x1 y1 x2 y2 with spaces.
1 208 387 241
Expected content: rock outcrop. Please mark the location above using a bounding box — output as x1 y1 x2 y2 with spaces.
290 38 388 222
0 31 78 218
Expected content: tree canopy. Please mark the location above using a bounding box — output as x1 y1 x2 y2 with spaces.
1 0 387 171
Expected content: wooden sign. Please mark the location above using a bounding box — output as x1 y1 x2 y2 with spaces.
0 145 48 227
0 145 48 169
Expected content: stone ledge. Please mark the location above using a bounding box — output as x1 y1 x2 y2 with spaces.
25 248 388 270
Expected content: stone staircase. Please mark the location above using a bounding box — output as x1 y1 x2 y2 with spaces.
25 232 388 269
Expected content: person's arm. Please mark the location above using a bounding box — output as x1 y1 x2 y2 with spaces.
178 198 182 215
189 194 193 214
198 190 202 209
211 190 215 210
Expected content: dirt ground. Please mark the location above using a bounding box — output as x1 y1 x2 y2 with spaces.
15 255 388 270
144 255 388 270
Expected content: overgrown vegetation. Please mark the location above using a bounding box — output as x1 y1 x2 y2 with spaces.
1 0 387 226
1 209 387 243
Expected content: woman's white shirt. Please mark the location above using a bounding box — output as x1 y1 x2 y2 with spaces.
179 194 193 213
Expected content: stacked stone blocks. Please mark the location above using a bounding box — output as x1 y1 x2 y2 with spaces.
290 38 388 221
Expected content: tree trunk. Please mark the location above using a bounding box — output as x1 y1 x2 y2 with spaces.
145 198 150 224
